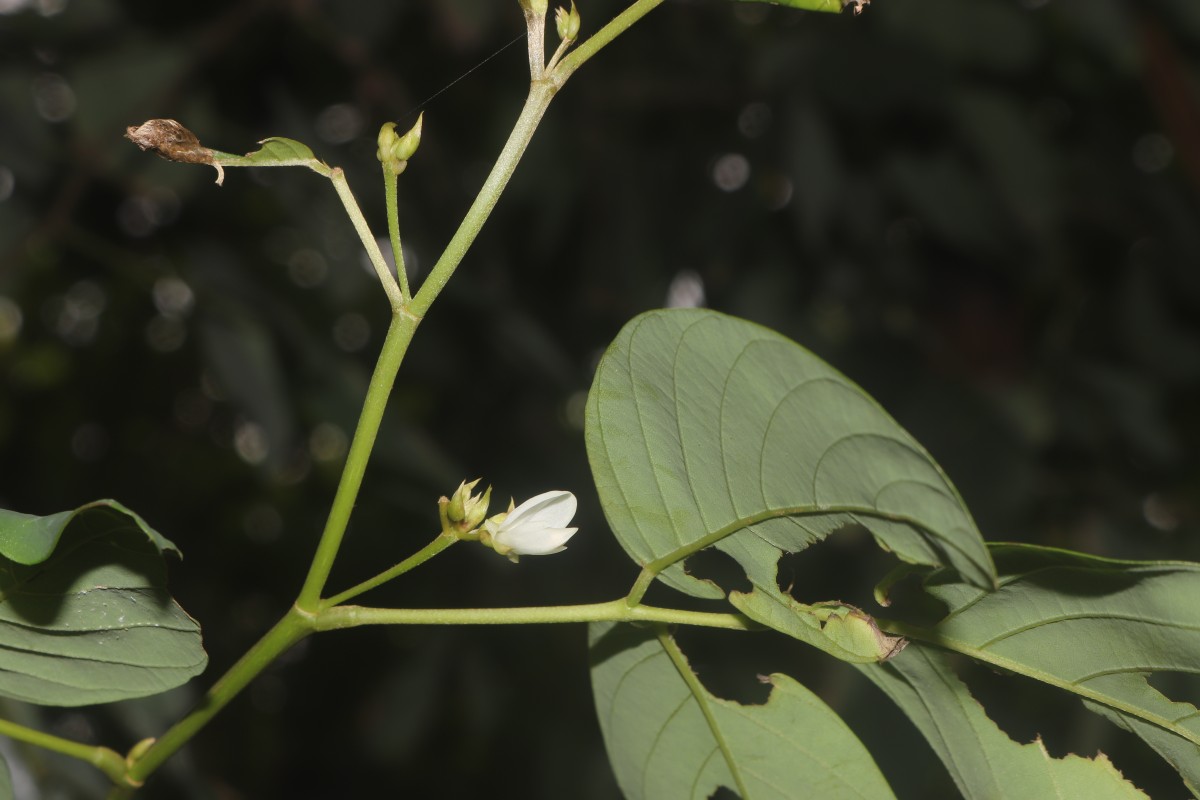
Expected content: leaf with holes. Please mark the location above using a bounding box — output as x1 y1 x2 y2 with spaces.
858 642 1148 799
0 500 206 706
590 621 895 800
584 309 994 657
895 543 1200 793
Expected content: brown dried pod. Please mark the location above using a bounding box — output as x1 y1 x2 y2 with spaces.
125 119 225 184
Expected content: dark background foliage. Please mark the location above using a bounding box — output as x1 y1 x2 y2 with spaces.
2 0 1199 797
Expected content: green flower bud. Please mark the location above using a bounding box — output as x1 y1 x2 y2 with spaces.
520 0 549 15
555 1 580 43
377 121 398 154
446 478 492 533
376 113 423 174
392 113 423 161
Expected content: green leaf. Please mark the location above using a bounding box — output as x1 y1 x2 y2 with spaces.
859 643 1148 799
0 501 207 706
590 621 895 800
213 137 331 176
904 543 1200 789
0 499 176 565
584 309 995 608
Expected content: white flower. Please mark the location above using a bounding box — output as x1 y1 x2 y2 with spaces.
484 490 578 562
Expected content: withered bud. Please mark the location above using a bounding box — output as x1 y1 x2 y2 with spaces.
125 119 225 185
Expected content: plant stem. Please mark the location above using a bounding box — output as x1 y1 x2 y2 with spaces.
331 167 403 311
383 163 411 300
0 717 127 785
553 0 667 82
625 566 657 607
409 81 556 318
315 599 757 631
322 532 458 609
124 607 316 785
523 3 547 80
295 311 418 610
100 6 676 792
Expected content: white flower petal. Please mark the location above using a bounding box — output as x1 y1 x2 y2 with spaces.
490 490 578 557
498 525 578 555
503 490 577 531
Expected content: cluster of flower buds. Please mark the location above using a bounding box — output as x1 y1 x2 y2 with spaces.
376 113 423 175
555 2 580 44
444 478 492 533
442 480 578 563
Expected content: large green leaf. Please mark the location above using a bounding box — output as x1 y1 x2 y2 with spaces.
899 543 1200 791
859 643 1148 799
585 309 994 611
589 621 895 800
0 500 207 706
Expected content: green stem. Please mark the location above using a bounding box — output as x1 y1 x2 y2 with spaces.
625 566 657 607
315 599 756 631
0 717 127 785
331 167 403 311
383 163 411 300
553 0 667 83
322 533 458 608
125 607 316 784
409 81 556 318
296 312 419 610
100 7 675 793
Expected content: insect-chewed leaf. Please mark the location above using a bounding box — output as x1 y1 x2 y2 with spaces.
908 542 1200 791
590 621 896 800
0 500 206 706
859 643 1148 799
585 309 995 616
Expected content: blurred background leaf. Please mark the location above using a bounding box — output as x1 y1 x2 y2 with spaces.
1 0 1198 797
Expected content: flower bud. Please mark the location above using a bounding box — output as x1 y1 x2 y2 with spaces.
376 113 423 174
520 0 549 15
446 478 492 533
377 122 398 153
555 2 580 43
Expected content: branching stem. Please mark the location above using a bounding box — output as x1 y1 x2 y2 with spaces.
330 168 403 311
90 1 675 794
